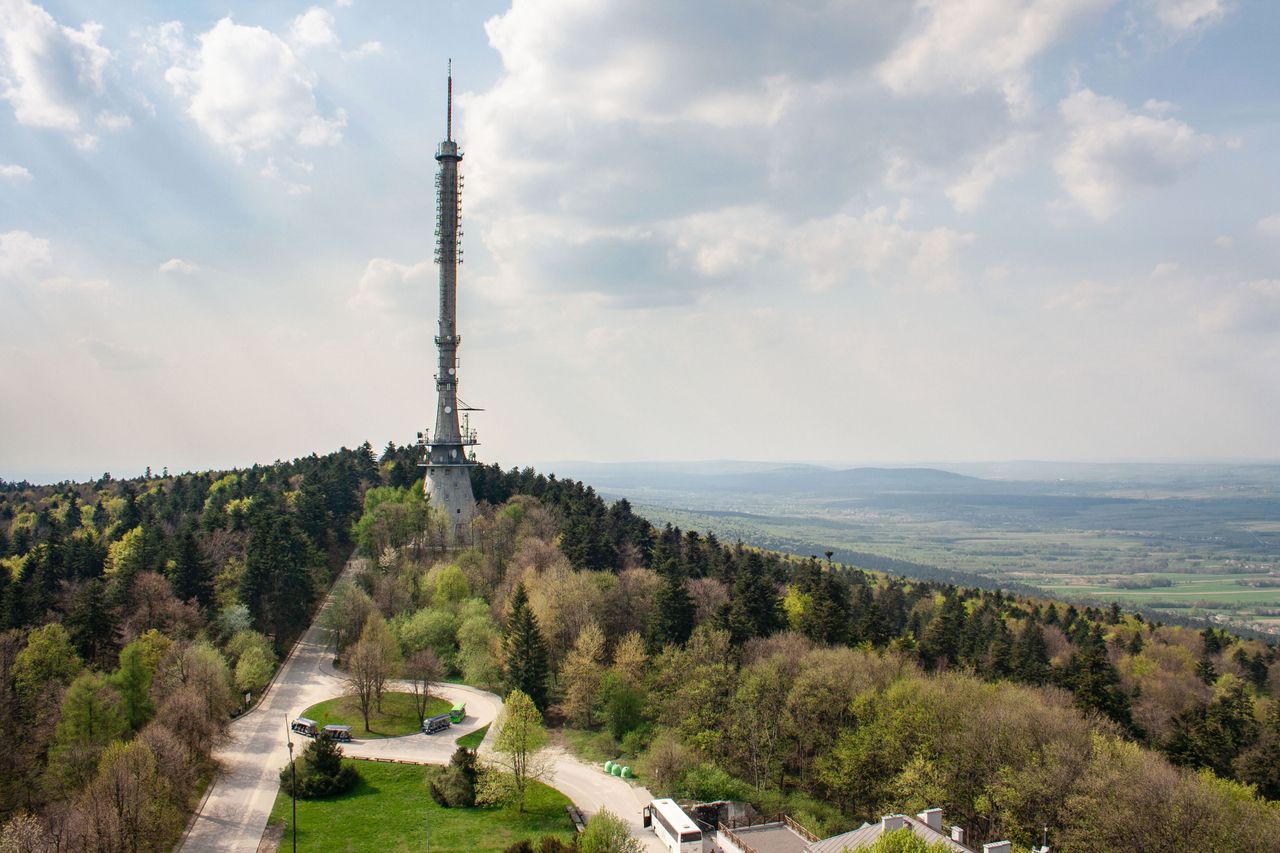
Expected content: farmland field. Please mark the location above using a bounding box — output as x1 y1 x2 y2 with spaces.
549 460 1280 635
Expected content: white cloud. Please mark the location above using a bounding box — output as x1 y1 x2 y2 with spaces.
0 163 32 181
1255 214 1280 237
1198 279 1280 335
1055 88 1212 218
1214 235 1234 249
0 0 111 131
0 230 50 279
341 41 383 61
0 229 107 290
95 110 131 131
158 258 198 275
164 17 346 158
79 338 159 371
289 7 338 52
349 258 433 311
1043 279 1122 311
878 0 1111 110
260 157 312 195
946 132 1036 211
1148 0 1230 33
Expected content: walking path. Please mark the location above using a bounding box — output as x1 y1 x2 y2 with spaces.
180 559 664 852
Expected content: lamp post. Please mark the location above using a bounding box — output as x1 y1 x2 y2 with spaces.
286 717 297 853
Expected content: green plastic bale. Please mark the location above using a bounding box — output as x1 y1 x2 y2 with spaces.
604 761 614 773
621 766 633 778
611 763 622 776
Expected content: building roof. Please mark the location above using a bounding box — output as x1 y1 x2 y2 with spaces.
727 822 812 853
805 814 973 853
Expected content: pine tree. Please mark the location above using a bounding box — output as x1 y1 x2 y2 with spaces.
1195 655 1218 685
650 564 696 649
919 593 967 668
727 552 783 644
504 584 549 711
1011 621 1051 685
1068 626 1134 732
171 528 214 610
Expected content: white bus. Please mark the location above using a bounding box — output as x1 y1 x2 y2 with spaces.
644 798 703 853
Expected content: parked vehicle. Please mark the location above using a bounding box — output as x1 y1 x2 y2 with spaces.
290 718 318 738
449 702 466 723
423 713 452 734
644 798 702 853
323 724 353 742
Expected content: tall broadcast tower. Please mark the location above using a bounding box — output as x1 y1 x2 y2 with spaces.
419 64 478 544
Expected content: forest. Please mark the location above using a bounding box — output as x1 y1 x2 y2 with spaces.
0 445 378 849
326 452 1280 852
3 445 1280 851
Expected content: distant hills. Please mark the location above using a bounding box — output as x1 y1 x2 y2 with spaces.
546 460 997 498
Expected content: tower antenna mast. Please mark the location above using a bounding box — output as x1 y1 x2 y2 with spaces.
420 63 478 544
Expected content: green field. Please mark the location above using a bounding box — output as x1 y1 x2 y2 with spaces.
268 760 575 852
630 499 1280 635
455 724 489 750
301 692 452 738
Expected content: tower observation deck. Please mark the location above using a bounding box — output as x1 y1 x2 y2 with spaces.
419 65 478 544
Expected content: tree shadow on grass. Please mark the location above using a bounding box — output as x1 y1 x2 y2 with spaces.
313 777 382 803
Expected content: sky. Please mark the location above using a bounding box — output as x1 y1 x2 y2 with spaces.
1 0 1278 483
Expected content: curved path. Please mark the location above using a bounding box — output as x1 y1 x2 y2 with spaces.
180 560 663 852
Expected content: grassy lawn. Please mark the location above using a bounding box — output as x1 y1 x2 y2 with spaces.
268 760 575 852
455 724 489 750
301 692 452 738
561 727 623 763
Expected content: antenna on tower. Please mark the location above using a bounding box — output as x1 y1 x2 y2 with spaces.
447 59 453 142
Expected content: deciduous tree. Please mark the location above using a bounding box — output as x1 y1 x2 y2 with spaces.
492 689 551 813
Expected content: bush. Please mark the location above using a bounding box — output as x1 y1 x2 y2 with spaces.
429 746 479 807
279 733 360 799
600 675 644 740
679 763 753 803
501 838 575 853
579 808 642 853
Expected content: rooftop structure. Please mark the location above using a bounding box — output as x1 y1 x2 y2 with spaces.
805 810 984 853
418 63 479 544
712 806 1017 853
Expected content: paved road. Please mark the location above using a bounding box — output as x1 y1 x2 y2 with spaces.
180 560 664 852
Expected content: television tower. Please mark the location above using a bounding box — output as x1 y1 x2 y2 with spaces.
419 62 478 544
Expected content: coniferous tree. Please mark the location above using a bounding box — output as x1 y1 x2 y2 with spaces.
984 618 1014 678
919 593 966 668
1237 698 1280 800
727 552 783 644
1011 621 1052 685
65 578 113 667
1068 626 1134 732
504 584 549 712
1195 655 1218 685
171 528 214 610
651 565 696 649
1165 679 1259 777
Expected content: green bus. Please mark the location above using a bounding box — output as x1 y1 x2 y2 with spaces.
450 702 465 723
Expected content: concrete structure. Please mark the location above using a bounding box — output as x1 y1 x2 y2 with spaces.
712 807 1016 853
420 65 478 544
805 810 994 853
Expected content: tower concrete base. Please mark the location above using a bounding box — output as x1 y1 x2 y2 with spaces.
423 464 476 544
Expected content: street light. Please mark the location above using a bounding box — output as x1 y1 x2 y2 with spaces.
285 716 297 853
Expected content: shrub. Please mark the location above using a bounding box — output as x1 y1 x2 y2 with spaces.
679 763 753 803
279 733 360 799
429 746 479 807
579 808 642 853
